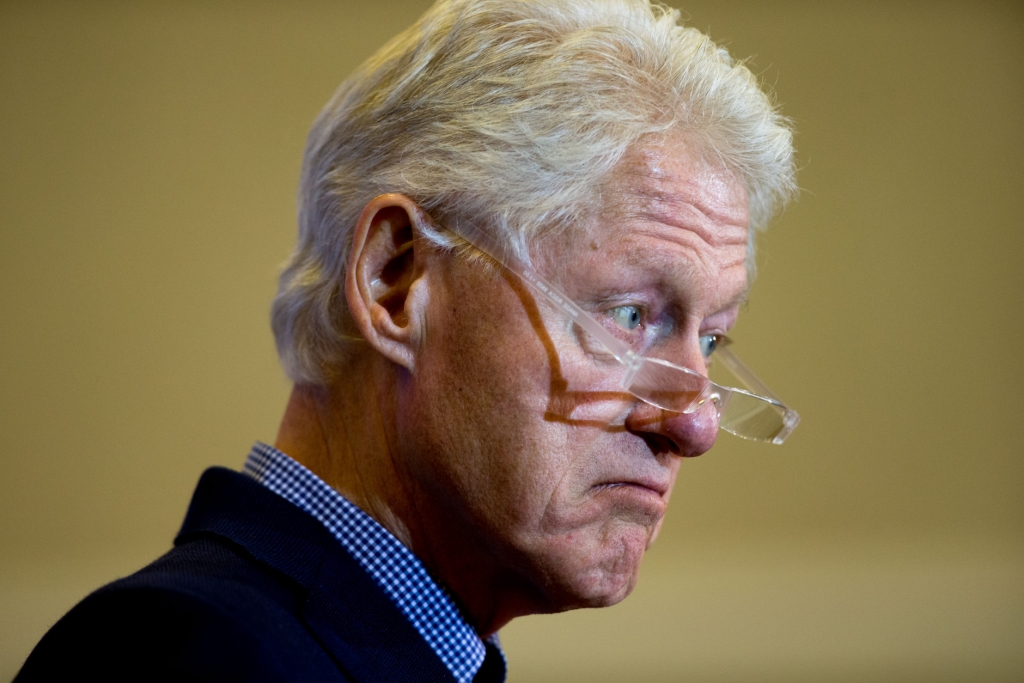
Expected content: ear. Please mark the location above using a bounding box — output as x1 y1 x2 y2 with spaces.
345 193 436 371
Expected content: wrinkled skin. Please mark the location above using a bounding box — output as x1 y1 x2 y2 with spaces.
276 136 750 636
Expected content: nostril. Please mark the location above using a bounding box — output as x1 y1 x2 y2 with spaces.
661 402 721 458
625 402 719 458
637 432 679 457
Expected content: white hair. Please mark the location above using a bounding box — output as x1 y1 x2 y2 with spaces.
272 0 797 384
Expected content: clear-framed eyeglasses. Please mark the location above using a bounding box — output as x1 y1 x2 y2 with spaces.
447 219 800 445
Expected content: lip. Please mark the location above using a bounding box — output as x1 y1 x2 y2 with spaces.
589 480 669 519
592 476 669 498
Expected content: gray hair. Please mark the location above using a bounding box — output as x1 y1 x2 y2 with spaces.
272 0 797 385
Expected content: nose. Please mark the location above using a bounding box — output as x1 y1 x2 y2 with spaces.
622 332 721 456
624 394 720 458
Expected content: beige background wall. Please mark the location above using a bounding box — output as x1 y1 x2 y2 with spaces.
2 1 1022 681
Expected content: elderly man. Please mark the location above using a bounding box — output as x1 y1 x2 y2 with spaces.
18 0 797 681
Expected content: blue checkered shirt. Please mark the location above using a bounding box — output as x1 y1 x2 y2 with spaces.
242 442 504 683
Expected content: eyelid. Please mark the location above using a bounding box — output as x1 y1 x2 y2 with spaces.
701 305 741 334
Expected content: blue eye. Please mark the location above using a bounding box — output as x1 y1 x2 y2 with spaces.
610 305 642 330
699 334 719 358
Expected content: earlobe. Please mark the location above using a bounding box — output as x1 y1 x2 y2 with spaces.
345 194 433 371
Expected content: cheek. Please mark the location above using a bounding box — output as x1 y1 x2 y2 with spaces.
399 267 570 537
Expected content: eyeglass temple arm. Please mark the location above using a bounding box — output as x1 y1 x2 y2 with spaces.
450 221 636 367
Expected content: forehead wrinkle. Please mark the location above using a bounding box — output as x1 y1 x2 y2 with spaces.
606 162 748 252
613 232 713 299
640 161 745 217
609 208 748 277
599 216 749 318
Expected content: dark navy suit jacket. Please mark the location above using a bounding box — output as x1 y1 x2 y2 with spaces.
16 468 497 682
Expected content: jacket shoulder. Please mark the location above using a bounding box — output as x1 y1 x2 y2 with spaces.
16 536 349 682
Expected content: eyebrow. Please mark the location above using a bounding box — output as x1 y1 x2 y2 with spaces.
717 286 751 315
607 247 750 325
720 282 749 306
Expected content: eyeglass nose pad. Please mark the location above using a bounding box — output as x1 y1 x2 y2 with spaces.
683 385 723 416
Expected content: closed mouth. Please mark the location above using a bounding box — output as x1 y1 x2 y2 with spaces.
592 480 667 497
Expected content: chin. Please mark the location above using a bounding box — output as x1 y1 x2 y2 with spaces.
547 523 650 611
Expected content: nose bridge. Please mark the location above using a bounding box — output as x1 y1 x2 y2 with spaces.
656 314 709 376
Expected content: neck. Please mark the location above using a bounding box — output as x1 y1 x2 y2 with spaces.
274 352 551 636
275 353 415 547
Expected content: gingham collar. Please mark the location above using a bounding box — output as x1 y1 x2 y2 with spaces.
242 442 504 683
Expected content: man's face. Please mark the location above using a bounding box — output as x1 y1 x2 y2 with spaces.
398 137 750 611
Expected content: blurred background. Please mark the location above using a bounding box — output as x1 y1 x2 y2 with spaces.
1 1 1022 681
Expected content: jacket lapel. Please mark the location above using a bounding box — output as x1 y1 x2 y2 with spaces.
177 468 456 683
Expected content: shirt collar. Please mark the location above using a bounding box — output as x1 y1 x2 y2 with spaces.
242 442 504 683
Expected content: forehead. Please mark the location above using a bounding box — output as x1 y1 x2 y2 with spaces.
600 136 749 250
551 137 750 312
